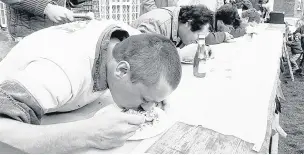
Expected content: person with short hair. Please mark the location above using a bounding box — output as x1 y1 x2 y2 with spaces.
0 19 182 153
131 5 234 61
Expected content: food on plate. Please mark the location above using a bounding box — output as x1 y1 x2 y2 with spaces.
124 108 159 131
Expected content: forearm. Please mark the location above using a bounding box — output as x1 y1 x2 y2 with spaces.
230 27 246 38
1 0 50 16
0 117 89 153
205 32 226 45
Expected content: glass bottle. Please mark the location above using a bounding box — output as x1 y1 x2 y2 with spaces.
193 34 208 78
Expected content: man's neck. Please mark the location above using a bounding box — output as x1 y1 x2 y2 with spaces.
99 37 121 90
106 37 121 62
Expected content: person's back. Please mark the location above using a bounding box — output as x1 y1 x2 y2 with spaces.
140 0 178 15
132 5 233 47
0 19 182 153
132 7 176 40
0 20 141 113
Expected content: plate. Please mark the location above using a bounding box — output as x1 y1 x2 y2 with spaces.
128 107 172 141
94 104 173 141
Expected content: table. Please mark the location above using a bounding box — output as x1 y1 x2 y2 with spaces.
0 141 26 154
145 23 286 154
39 24 285 154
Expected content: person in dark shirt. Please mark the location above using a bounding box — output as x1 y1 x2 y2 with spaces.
286 33 303 73
293 24 304 50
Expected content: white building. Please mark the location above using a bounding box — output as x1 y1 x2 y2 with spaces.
72 0 140 25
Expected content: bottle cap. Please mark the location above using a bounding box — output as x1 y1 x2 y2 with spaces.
197 34 206 45
198 34 206 40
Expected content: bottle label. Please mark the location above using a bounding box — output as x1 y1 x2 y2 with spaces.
198 60 207 74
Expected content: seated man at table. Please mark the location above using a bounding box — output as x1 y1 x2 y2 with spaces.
215 3 247 38
131 5 234 61
241 8 261 24
0 20 182 153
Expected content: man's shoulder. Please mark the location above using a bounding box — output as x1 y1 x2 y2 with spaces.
136 7 175 23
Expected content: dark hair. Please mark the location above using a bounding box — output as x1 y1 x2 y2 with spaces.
215 4 241 30
179 5 215 32
258 0 269 4
112 34 182 90
234 0 253 10
242 0 253 10
242 8 261 23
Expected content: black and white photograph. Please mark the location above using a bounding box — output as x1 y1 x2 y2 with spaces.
0 0 302 154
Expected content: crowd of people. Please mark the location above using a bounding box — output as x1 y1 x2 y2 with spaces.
0 0 286 153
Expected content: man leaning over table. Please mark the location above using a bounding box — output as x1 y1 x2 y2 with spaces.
0 19 182 153
131 5 234 62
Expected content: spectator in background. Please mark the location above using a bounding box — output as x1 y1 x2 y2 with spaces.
1 0 88 40
286 33 303 74
296 15 304 29
293 24 304 52
258 0 272 20
132 5 234 62
140 0 177 15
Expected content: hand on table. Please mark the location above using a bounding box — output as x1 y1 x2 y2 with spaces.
44 4 74 23
178 43 213 62
224 32 234 42
85 105 145 149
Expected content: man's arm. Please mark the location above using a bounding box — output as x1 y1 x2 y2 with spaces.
0 117 88 153
230 27 246 38
141 0 157 15
1 0 50 16
205 32 226 45
1 0 74 23
286 41 298 47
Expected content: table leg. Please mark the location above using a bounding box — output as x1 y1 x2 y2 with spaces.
271 131 279 154
270 113 287 154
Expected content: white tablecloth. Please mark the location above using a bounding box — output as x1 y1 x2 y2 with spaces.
165 24 284 151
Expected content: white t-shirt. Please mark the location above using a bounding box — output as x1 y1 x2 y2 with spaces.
0 20 140 113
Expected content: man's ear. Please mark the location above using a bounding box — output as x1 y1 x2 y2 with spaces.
114 61 130 78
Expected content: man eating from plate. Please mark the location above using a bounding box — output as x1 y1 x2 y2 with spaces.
131 5 234 63
0 19 182 153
